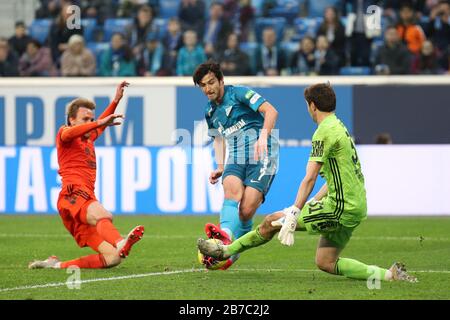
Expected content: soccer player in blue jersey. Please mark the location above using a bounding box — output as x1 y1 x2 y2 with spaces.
193 61 280 269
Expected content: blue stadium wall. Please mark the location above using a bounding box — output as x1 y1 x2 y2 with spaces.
0 78 449 215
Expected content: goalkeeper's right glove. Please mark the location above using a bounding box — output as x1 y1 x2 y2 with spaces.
277 205 300 246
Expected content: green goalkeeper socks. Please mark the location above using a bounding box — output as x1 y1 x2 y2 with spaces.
226 227 269 256
335 257 388 281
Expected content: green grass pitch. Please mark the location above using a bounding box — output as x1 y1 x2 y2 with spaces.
0 215 449 300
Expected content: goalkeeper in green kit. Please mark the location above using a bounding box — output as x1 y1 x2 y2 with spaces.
198 83 417 283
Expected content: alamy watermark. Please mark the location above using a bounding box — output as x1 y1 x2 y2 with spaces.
66 5 81 30
66 266 81 289
366 5 383 32
366 266 382 290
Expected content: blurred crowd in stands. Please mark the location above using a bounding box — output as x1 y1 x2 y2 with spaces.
0 0 449 77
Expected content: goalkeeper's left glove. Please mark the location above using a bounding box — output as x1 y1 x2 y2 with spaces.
277 205 300 246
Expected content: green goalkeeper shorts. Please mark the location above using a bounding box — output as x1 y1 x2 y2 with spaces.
298 198 358 248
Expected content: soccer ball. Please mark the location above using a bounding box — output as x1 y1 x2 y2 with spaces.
197 239 228 270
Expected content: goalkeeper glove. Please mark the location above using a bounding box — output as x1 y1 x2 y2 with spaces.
277 205 300 246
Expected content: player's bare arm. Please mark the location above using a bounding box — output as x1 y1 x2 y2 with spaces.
94 81 129 138
210 135 226 184
254 102 278 161
98 81 129 120
96 80 129 134
312 183 328 201
114 81 130 103
273 161 322 246
293 161 322 209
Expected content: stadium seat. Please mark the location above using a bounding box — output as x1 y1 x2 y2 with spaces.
307 0 340 18
268 0 303 23
28 19 52 44
418 15 430 31
252 0 264 16
339 66 372 76
254 17 287 43
281 41 299 68
240 42 259 75
103 18 133 41
159 0 180 19
81 19 97 43
153 18 168 40
370 39 384 64
86 42 110 75
291 17 323 41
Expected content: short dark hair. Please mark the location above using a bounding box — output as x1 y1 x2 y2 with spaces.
15 21 25 28
28 39 42 49
304 83 336 112
193 60 223 86
400 2 414 11
375 133 393 144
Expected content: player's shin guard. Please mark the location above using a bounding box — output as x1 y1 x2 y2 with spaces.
96 218 123 247
60 254 107 269
227 226 269 256
236 219 253 239
219 199 240 240
334 258 387 281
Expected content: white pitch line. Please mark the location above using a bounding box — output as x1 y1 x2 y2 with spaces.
1 267 449 294
0 268 205 293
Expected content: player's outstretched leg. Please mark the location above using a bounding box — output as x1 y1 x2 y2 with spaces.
86 202 124 248
198 211 283 260
330 257 417 283
29 241 123 269
316 239 418 283
29 256 61 269
29 226 145 270
29 253 110 269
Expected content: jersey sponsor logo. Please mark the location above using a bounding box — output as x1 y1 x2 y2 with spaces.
250 93 261 105
245 90 255 99
218 119 246 137
225 106 233 117
311 140 324 158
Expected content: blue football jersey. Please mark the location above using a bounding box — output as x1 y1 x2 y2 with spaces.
205 85 278 161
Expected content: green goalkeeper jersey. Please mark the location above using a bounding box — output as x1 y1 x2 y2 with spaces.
309 114 367 227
